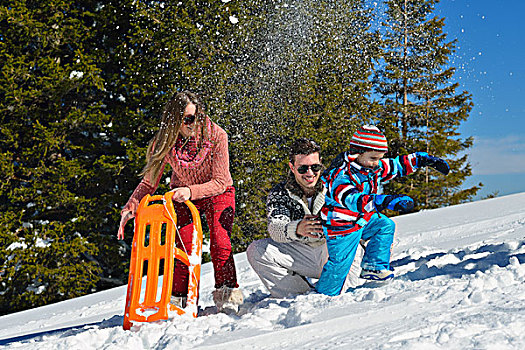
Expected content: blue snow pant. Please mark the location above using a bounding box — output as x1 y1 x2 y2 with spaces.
316 213 396 296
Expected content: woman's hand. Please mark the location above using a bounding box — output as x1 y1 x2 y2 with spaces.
117 210 134 240
170 187 191 202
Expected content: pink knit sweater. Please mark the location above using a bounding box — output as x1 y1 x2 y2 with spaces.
122 120 233 215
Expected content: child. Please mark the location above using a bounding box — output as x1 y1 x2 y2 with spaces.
316 125 450 296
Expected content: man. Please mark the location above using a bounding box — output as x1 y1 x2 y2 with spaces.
246 138 363 298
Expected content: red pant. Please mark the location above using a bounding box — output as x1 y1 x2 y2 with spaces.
172 186 238 296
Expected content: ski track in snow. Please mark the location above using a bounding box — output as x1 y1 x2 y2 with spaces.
1 193 524 349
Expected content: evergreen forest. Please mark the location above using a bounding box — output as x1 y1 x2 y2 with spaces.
0 0 481 314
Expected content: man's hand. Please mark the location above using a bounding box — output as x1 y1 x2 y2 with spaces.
117 210 134 240
296 214 324 239
170 187 191 202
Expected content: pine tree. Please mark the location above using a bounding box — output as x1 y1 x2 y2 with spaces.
0 0 245 313
224 0 382 249
106 0 244 262
293 0 381 162
374 0 481 209
0 0 107 314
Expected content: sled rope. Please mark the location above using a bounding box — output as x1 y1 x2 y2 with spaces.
162 197 199 287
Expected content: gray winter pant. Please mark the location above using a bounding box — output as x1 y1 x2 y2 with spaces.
246 238 364 298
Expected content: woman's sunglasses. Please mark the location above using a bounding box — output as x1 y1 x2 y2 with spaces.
296 164 322 174
183 114 196 125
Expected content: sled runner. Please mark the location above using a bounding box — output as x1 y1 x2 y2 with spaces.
123 192 203 330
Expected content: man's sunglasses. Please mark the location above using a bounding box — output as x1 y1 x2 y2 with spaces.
296 164 322 174
183 114 196 125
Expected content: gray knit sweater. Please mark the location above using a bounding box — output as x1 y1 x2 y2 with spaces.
266 173 326 247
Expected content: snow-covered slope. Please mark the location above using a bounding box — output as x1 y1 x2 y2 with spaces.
1 193 524 349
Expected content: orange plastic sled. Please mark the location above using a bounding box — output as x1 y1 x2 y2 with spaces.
123 192 203 330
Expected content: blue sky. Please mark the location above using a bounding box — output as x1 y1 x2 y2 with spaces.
434 0 525 198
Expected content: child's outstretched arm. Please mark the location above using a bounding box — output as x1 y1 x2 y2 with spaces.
379 152 450 183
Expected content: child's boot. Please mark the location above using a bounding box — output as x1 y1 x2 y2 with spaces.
359 268 394 281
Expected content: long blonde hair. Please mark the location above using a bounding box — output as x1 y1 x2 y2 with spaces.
140 91 208 180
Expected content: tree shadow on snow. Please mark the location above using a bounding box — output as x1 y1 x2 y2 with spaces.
0 315 123 346
392 240 525 282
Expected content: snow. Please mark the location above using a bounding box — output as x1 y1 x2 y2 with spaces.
34 238 52 248
6 242 27 251
1 193 524 349
69 71 84 79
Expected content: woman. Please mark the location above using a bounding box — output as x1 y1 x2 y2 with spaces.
117 91 243 312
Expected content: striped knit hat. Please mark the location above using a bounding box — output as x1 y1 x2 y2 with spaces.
349 125 388 152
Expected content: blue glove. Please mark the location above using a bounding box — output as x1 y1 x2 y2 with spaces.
416 152 450 175
374 194 414 213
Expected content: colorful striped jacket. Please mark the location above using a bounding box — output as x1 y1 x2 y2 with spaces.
321 151 419 238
